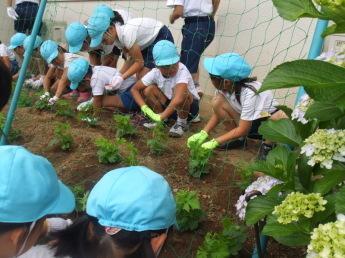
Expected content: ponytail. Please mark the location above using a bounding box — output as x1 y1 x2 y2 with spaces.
233 76 257 104
111 11 125 25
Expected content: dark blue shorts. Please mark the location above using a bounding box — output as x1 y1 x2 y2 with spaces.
163 98 199 121
120 86 140 111
15 2 39 34
141 26 174 69
181 16 215 74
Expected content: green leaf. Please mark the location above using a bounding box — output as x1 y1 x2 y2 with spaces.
297 154 313 191
259 119 302 146
322 22 345 37
262 216 311 246
272 0 323 21
305 101 343 121
335 186 345 215
312 168 345 195
276 105 293 118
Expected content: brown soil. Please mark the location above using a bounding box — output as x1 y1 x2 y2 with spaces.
6 93 304 258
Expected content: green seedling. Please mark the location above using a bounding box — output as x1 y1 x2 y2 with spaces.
70 184 89 213
120 139 139 166
55 100 74 118
189 144 212 178
147 123 167 155
18 88 34 107
79 114 98 127
95 137 122 164
196 218 247 258
176 190 204 232
113 114 136 138
50 122 74 151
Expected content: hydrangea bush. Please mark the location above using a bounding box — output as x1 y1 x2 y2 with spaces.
291 94 314 124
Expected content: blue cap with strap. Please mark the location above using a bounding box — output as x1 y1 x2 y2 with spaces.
23 35 43 51
87 12 111 48
87 166 176 231
40 40 59 64
8 33 27 50
204 52 252 81
65 22 88 53
93 4 115 19
67 58 90 90
153 40 180 66
0 146 75 223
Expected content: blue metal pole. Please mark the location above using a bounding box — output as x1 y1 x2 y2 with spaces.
0 0 47 145
294 19 329 105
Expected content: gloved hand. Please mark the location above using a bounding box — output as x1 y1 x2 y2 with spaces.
24 78 34 87
48 96 59 105
46 217 73 234
201 139 219 151
7 7 19 20
108 75 124 91
141 105 161 122
187 130 208 148
31 76 44 90
77 98 93 111
40 92 50 100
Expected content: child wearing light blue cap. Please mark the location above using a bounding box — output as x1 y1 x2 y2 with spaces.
7 33 27 80
131 40 200 137
67 58 138 112
87 12 174 89
187 53 284 157
43 166 176 258
39 40 90 104
0 40 19 76
0 145 75 258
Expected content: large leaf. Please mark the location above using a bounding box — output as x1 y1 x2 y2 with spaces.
259 119 302 146
262 216 311 246
335 186 345 214
276 105 293 119
305 101 344 122
272 0 323 21
311 194 336 224
297 154 313 191
312 167 345 195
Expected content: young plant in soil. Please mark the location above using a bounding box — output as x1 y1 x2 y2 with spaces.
176 190 204 232
118 138 139 166
234 160 254 191
55 100 74 118
95 137 122 164
0 112 22 143
188 143 212 178
196 217 247 258
50 122 74 151
147 123 167 155
34 92 52 111
78 102 98 127
113 114 136 138
18 88 34 107
70 184 89 213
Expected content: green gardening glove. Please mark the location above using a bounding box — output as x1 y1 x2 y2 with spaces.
187 130 209 148
201 139 219 151
141 105 162 122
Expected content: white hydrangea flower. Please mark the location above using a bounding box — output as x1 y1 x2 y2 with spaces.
235 176 282 220
292 94 313 124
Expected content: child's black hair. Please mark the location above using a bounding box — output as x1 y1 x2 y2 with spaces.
0 222 31 235
111 11 125 25
0 60 12 111
233 77 257 104
52 215 166 258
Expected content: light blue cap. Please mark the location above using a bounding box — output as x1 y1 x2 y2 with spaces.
93 4 115 19
67 58 90 90
0 146 75 223
8 33 27 49
87 12 111 48
40 40 59 64
87 166 176 231
65 22 88 53
204 53 252 81
23 35 43 51
153 40 180 66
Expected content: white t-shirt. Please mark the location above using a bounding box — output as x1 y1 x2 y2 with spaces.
18 245 70 258
50 53 85 69
114 18 163 50
166 0 213 17
15 0 39 6
218 81 278 121
141 62 200 100
91 66 136 96
0 43 16 61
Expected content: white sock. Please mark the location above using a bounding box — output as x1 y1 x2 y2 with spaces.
177 117 187 125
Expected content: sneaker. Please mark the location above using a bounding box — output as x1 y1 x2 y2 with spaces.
169 122 189 138
77 92 92 103
257 143 275 161
217 138 247 150
62 90 79 100
191 114 201 123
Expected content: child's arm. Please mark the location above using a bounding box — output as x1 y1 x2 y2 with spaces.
93 95 103 109
159 83 188 120
212 0 221 17
130 80 147 108
49 68 69 104
43 66 56 93
120 44 144 80
215 119 251 144
169 5 184 24
0 56 11 71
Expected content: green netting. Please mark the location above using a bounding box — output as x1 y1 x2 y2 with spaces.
0 1 317 257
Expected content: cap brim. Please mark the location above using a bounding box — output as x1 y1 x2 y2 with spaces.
69 42 83 54
90 33 103 48
8 45 17 50
69 82 79 90
203 57 220 76
47 49 59 64
48 181 76 214
155 56 180 67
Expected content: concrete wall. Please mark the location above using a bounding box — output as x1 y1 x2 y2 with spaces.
0 0 317 106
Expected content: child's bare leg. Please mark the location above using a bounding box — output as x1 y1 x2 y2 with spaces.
143 85 167 113
212 94 239 131
176 92 193 119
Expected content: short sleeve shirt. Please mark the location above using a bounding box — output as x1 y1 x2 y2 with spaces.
114 18 163 50
218 81 278 121
0 44 16 61
91 66 136 96
141 62 200 100
166 0 213 17
18 245 70 258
